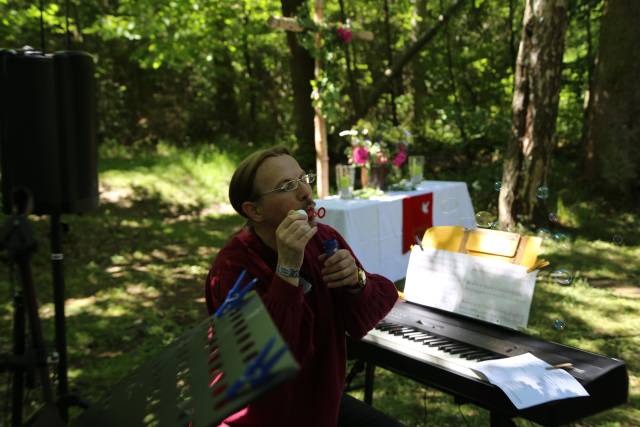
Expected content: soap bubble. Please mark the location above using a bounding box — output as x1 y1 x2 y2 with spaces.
537 227 551 238
611 235 624 246
536 186 549 199
475 211 495 228
494 181 502 192
550 269 573 286
440 198 459 214
553 232 570 248
548 212 558 223
553 319 566 331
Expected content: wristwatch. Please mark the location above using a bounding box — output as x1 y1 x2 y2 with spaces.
357 268 367 288
276 264 300 278
348 267 366 291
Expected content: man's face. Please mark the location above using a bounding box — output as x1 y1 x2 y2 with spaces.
252 154 315 228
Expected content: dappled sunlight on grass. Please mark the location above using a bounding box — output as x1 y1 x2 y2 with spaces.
540 238 640 282
529 281 640 337
99 142 240 212
0 189 246 408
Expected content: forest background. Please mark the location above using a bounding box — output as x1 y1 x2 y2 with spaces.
0 0 639 426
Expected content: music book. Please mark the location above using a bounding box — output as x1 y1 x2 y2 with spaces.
404 226 542 330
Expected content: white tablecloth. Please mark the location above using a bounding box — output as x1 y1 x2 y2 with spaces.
316 181 476 282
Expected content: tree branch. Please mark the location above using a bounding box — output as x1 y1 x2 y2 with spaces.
353 0 468 125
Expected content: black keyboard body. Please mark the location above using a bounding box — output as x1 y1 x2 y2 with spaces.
347 300 629 426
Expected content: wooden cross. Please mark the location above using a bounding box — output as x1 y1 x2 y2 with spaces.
268 1 373 199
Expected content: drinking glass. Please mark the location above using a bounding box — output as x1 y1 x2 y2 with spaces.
409 155 424 185
335 164 355 199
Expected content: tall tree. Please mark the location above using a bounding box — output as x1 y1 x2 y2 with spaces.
499 0 569 229
583 0 640 195
411 0 429 132
440 0 466 141
338 0 363 119
383 0 399 125
281 0 316 171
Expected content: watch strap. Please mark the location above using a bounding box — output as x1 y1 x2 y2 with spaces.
276 264 300 278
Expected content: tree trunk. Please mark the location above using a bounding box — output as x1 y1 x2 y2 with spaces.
411 0 429 132
313 0 329 199
584 0 640 196
383 0 399 125
508 0 517 75
441 0 466 141
213 47 241 137
581 0 596 180
241 1 257 140
338 0 363 119
281 0 316 171
499 0 569 230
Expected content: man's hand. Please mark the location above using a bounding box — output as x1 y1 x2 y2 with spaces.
319 249 359 288
275 210 317 272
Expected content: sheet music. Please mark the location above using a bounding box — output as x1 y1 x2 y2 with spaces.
404 246 537 329
472 353 589 409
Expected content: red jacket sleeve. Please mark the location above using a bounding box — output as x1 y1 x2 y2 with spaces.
331 231 398 339
205 245 316 366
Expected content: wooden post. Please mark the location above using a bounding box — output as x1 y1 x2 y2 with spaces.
313 0 329 199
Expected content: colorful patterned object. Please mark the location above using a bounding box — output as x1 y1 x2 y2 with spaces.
72 287 299 427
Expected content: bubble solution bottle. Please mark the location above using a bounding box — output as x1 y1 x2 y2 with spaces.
323 239 339 257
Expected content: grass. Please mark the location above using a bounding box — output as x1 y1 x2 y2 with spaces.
0 143 638 426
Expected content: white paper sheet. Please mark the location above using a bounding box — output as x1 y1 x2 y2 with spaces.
404 246 538 329
472 353 589 409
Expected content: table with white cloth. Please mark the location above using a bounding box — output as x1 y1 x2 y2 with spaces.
315 181 476 282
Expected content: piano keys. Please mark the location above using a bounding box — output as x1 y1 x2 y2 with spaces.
347 300 629 426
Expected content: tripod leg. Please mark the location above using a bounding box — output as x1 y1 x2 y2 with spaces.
16 254 53 404
11 292 25 427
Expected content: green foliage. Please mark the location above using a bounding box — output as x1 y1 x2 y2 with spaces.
0 0 607 177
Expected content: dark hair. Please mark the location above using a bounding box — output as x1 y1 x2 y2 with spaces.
229 146 291 217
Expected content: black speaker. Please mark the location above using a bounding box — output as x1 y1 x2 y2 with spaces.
0 49 98 215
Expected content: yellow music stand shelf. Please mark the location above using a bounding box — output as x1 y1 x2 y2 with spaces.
421 226 543 270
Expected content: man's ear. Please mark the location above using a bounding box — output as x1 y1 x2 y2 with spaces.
241 201 263 223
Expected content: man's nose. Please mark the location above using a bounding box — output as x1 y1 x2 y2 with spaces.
297 180 313 199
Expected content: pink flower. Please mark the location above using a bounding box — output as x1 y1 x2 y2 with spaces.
352 146 369 165
336 27 353 44
392 148 407 167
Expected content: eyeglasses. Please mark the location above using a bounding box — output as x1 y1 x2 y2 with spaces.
258 173 316 197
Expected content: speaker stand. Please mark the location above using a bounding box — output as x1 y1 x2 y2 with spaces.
50 213 70 421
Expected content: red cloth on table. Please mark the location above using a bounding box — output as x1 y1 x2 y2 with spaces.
402 192 433 253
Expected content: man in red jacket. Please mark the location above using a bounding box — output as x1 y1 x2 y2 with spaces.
205 146 402 426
